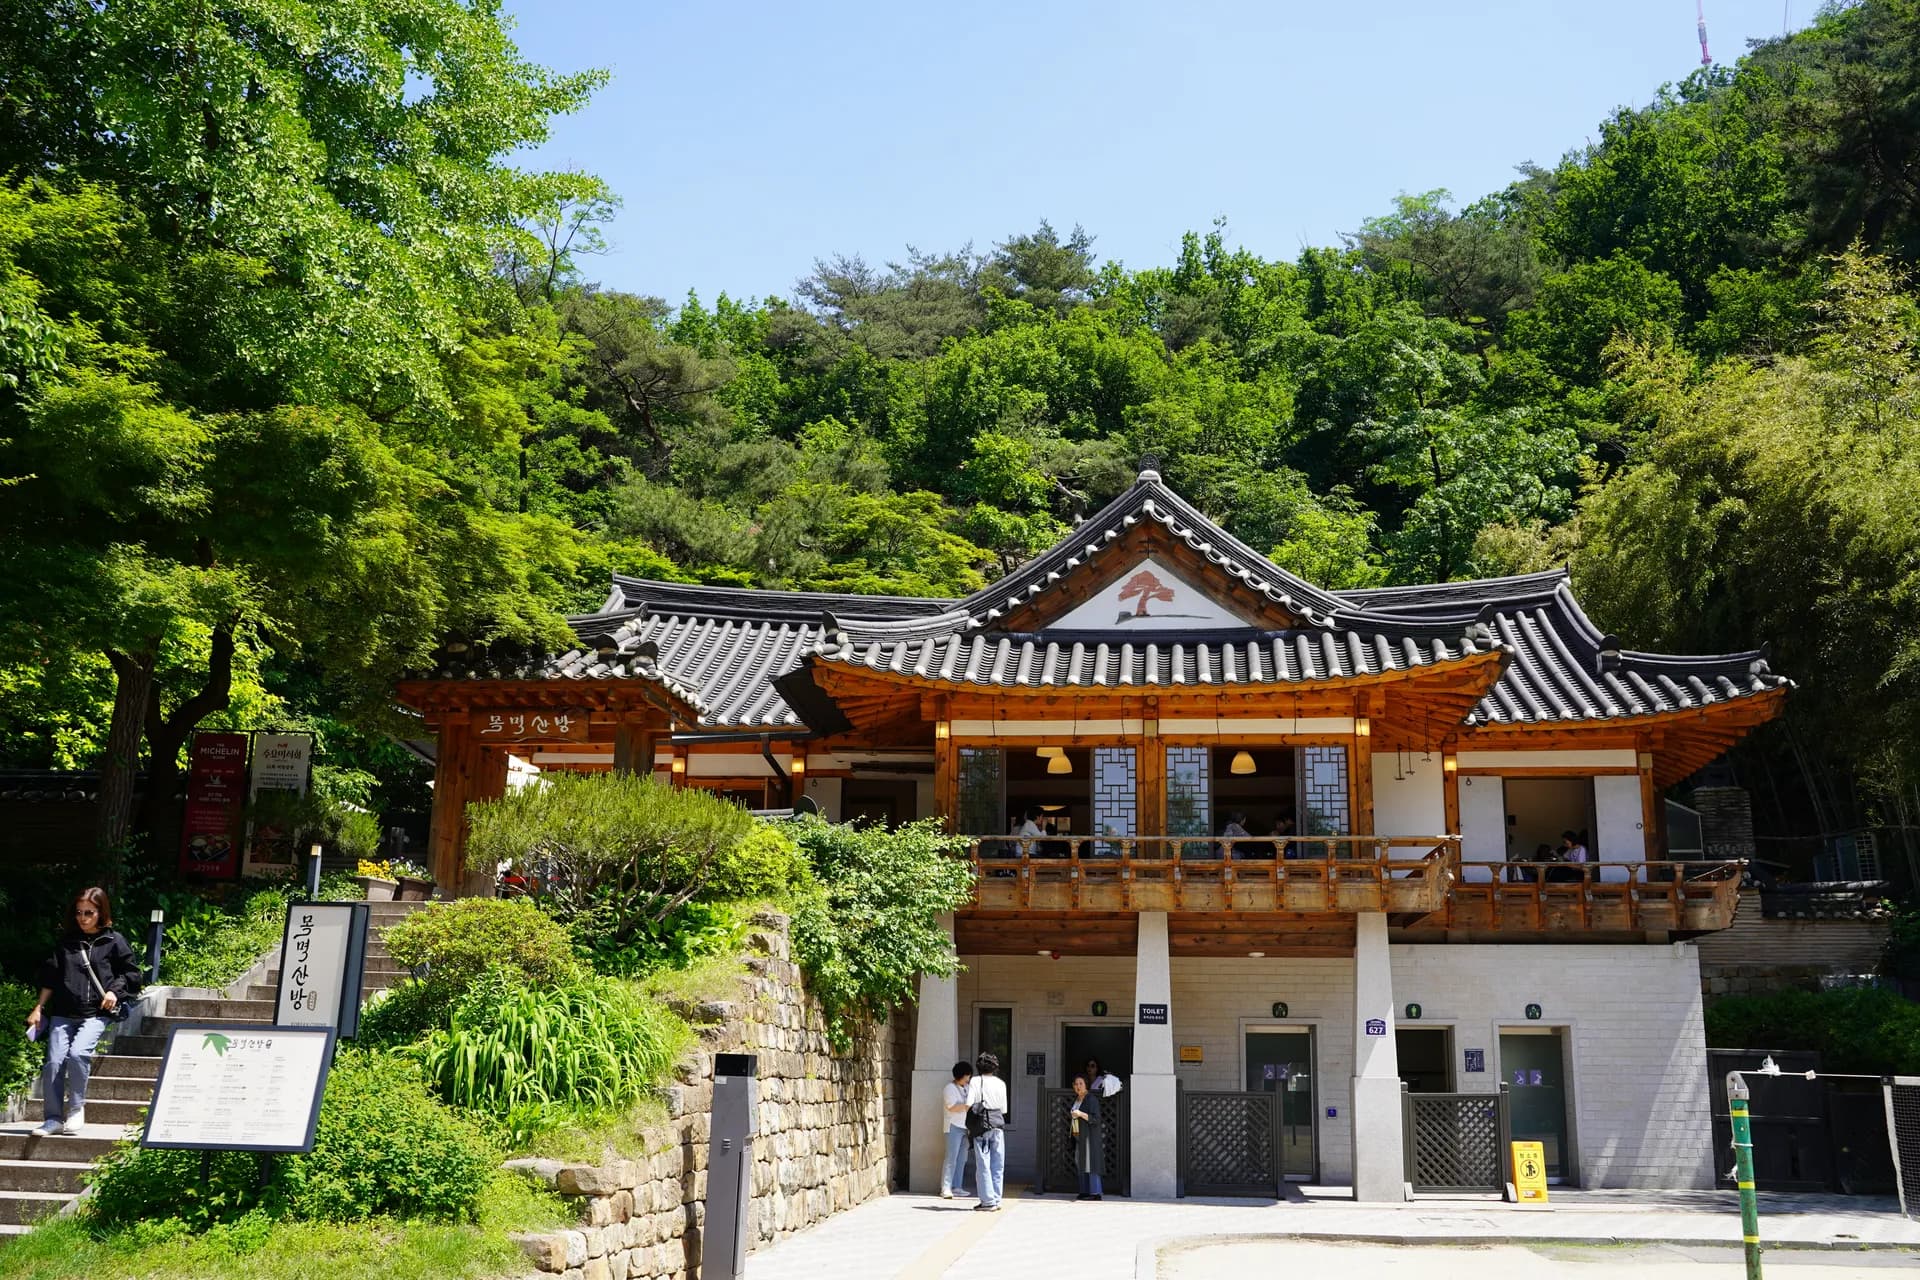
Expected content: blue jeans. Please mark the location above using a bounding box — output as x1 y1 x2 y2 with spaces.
942 1125 971 1195
1078 1169 1103 1196
972 1127 1005 1207
42 1015 108 1124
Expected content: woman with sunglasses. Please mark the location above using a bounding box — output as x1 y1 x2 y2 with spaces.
25 887 140 1135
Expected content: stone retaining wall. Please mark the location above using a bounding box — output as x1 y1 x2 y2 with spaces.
508 911 899 1280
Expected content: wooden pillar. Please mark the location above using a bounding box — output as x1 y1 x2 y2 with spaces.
788 747 806 810
1350 714 1374 836
613 719 656 778
1441 749 1461 835
428 717 474 894
461 746 511 898
1638 742 1661 860
933 717 955 831
1139 708 1164 837
667 745 686 788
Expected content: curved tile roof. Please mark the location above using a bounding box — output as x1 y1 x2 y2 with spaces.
414 473 1788 733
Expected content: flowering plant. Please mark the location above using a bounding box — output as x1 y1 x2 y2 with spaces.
356 859 398 881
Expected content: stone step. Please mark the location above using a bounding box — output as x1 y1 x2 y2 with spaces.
0 1160 92 1195
136 1014 272 1041
0 1128 127 1161
69 1076 154 1103
90 1054 161 1082
0 1189 71 1227
20 1098 145 1126
166 997 276 1021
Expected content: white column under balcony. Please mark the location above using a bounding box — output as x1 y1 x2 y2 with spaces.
1131 910 1177 1198
909 912 960 1194
1350 910 1407 1202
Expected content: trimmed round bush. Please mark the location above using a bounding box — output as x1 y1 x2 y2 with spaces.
382 896 582 997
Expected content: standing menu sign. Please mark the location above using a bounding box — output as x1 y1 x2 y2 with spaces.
274 903 370 1039
142 1026 335 1152
243 731 315 877
178 732 249 879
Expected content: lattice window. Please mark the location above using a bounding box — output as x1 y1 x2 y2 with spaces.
1300 745 1350 836
957 747 1003 835
1891 1081 1920 1218
1092 747 1137 852
1167 745 1211 841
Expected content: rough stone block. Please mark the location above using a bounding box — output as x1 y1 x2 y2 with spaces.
558 1165 616 1196
512 1232 569 1272
563 1230 589 1269
583 1258 611 1280
503 1157 567 1189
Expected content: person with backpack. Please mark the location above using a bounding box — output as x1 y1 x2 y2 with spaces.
965 1051 1008 1211
25 887 141 1135
941 1060 973 1198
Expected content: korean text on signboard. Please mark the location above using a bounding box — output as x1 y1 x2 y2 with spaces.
244 731 314 877
477 710 590 742
142 1026 336 1152
274 903 368 1037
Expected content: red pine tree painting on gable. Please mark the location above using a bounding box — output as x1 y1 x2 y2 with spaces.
1117 570 1176 617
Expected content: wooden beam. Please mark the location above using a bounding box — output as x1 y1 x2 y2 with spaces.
1140 709 1164 838
1638 743 1660 860
1442 751 1460 837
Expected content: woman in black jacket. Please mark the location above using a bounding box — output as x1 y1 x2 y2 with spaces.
26 887 140 1136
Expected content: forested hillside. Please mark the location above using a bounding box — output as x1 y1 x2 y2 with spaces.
0 1 1915 863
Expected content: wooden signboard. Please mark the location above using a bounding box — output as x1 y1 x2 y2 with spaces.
477 709 591 742
1511 1140 1549 1203
142 1026 336 1152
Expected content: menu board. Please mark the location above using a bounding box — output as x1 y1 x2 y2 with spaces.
273 903 368 1038
142 1026 335 1152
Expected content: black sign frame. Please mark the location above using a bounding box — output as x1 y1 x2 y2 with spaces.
1138 1002 1169 1025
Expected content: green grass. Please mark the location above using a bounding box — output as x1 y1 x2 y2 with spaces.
0 1173 571 1280
636 948 752 1007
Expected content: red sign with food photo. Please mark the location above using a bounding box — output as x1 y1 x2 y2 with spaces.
178 732 250 878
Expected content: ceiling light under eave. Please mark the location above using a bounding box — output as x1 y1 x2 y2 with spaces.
1047 755 1073 775
1036 746 1064 759
1230 750 1257 775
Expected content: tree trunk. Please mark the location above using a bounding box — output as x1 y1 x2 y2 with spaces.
136 619 239 859
96 649 157 853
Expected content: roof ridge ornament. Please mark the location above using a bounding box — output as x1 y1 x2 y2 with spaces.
1137 452 1162 483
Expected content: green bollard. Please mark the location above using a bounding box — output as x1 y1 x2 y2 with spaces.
1727 1072 1763 1280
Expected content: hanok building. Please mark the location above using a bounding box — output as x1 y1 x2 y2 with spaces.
397 469 1789 1201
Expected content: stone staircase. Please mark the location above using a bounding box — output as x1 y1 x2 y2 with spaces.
0 899 427 1234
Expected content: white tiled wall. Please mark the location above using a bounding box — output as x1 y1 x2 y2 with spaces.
950 942 1712 1191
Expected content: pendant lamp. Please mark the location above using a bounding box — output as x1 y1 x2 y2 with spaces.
1047 754 1073 775
1229 750 1257 776
1036 746 1063 759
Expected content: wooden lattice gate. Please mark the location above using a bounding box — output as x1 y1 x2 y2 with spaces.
1177 1089 1282 1198
1401 1085 1512 1195
1034 1086 1130 1196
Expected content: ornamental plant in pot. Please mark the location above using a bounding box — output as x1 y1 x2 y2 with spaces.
354 859 399 902
390 859 434 901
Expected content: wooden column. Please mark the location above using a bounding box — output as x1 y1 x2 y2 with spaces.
933 717 955 831
1139 709 1164 837
1442 749 1461 835
428 717 475 893
462 746 511 897
667 745 686 788
1350 715 1374 836
612 719 657 778
1638 742 1661 860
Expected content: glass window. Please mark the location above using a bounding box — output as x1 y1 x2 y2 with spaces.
1167 746 1211 854
976 1007 1013 1083
1298 746 1350 836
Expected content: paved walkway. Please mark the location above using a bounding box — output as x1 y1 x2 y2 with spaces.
743 1186 1920 1280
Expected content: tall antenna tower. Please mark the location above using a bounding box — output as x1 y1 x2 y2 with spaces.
1697 0 1713 65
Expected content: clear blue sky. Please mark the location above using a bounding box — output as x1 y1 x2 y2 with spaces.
501 0 1805 305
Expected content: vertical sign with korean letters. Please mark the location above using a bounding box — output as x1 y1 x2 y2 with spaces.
274 902 370 1038
243 731 315 877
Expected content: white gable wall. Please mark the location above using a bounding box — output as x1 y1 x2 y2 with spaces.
1053 556 1263 630
1370 755 1446 858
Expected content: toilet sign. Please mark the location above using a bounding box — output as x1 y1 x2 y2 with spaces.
1138 1003 1169 1025
1512 1141 1550 1203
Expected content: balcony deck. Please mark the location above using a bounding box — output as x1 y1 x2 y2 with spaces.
952 837 1747 951
959 835 1455 916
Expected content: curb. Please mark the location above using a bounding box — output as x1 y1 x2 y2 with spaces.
1133 1231 1920 1278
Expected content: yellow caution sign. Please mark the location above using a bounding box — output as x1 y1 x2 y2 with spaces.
1511 1141 1549 1203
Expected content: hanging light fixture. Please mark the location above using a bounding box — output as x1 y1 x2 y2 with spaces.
1047 753 1073 775
1230 750 1257 776
1036 746 1063 760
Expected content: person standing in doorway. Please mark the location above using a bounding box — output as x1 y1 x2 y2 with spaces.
941 1061 973 1199
1069 1074 1105 1200
26 888 140 1135
966 1052 1008 1211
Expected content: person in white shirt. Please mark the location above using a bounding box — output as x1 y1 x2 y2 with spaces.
941 1062 972 1198
966 1052 1009 1210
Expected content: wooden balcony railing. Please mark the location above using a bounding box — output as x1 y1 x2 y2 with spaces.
1431 860 1745 934
958 834 1457 915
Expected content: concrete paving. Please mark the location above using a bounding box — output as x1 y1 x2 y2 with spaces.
741 1186 1920 1280
1163 1240 1920 1280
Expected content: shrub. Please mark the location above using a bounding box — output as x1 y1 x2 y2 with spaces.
383 897 582 998
577 896 746 977
1706 985 1920 1075
0 981 38 1097
420 970 688 1135
355 979 446 1047
86 1051 495 1230
782 816 975 1049
465 772 756 924
706 824 807 901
